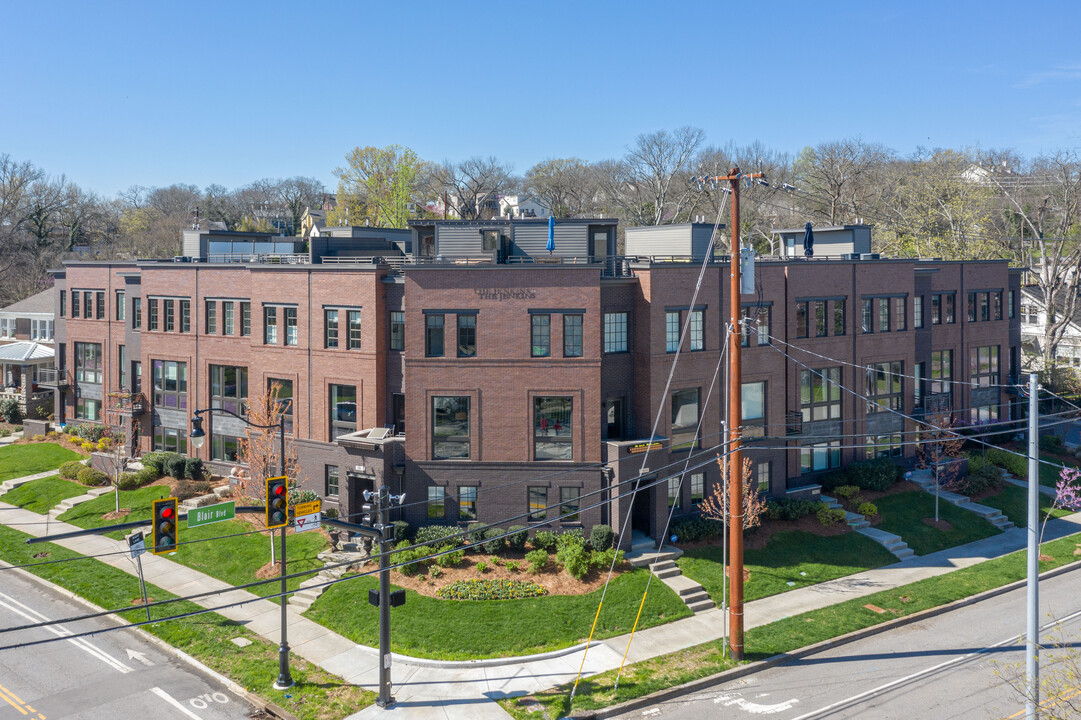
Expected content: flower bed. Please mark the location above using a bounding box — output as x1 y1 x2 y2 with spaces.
436 578 549 601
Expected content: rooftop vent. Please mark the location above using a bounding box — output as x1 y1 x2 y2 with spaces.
859 253 880 261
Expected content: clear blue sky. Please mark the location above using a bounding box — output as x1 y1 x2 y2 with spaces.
3 0 1079 196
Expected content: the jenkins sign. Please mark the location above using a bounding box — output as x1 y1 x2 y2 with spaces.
474 288 537 300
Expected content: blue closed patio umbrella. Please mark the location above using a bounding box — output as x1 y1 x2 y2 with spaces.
547 215 555 254
803 222 814 257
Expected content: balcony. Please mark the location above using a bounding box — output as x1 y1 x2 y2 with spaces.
36 367 70 388
107 391 148 416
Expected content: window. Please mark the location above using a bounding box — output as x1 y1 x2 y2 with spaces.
604 312 628 353
914 361 925 406
459 486 477 521
285 307 298 346
801 441 841 474
392 392 405 434
894 297 906 331
971 404 1000 425
457 314 476 357
756 462 771 493
152 360 187 410
666 309 703 351
326 466 340 497
481 229 499 252
1008 290 1015 319
796 301 809 339
329 384 357 440
118 345 127 389
834 300 845 336
671 388 700 451
116 291 126 321
95 291 104 320
60 291 65 318
967 292 976 322
742 381 766 437
862 299 873 333
432 396 470 459
529 487 548 521
427 486 444 519
425 314 445 357
535 396 572 460
71 290 79 318
163 299 174 332
866 361 903 414
180 299 190 333
205 301 216 334
980 292 990 322
30 319 53 341
689 309 703 350
606 398 624 440
668 475 681 509
76 397 101 421
325 309 339 348
560 487 580 521
148 298 158 331
240 302 251 336
800 367 842 422
866 434 903 459
83 291 92 319
153 427 187 454
741 305 771 346
563 314 583 357
267 378 293 434
931 294 941 325
345 309 360 349
133 361 142 394
691 473 705 505
0 319 11 338
914 296 924 328
532 314 551 357
222 301 234 335
815 302 827 337
945 293 956 323
931 350 952 395
211 434 242 462
74 342 102 383
264 307 277 344
210 365 247 416
390 311 405 351
970 345 999 387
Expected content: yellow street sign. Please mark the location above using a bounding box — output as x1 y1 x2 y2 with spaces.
294 500 321 517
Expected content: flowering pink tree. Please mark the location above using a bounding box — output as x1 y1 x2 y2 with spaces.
1038 466 1081 556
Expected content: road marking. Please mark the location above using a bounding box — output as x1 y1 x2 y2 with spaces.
0 682 45 718
126 648 154 666
1003 685 1081 719
714 692 799 714
150 687 202 720
0 592 131 674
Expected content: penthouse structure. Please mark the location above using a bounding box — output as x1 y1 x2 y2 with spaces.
48 220 1022 543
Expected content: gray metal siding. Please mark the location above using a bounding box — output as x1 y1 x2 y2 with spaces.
512 224 588 258
691 225 719 257
625 226 691 256
435 226 490 258
181 231 202 258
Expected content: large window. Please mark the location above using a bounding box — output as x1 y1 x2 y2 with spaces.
866 434 903 459
326 466 340 498
390 311 405 351
163 299 175 332
742 381 766 436
531 314 551 357
671 388 700 450
116 291 126 321
563 314 583 357
834 300 845 336
153 427 187 454
270 378 293 434
801 441 841 474
457 314 477 357
604 312 628 353
914 296 924 328
529 487 548 521
970 345 999 387
967 291 1003 323
240 302 251 336
432 396 470 459
866 361 903 414
427 486 444 519
95 291 105 320
211 434 242 462
222 301 234 335
666 309 703 351
931 349 953 395
796 301 809 339
180 299 190 333
206 300 217 334
285 308 298 346
426 314 445 357
76 397 101 421
346 310 360 349
459 486 477 521
74 342 102 383
800 367 842 422
210 365 247 416
148 298 158 331
30 319 53 341
329 384 357 440
862 299 873 333
741 305 771 347
560 487 580 522
535 396 573 460
264 307 277 344
325 310 339 348
152 360 187 409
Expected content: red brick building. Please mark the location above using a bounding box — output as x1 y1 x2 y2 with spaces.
49 221 1021 543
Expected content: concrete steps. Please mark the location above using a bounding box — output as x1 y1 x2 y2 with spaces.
292 550 368 613
855 526 916 561
819 494 843 510
649 559 681 579
908 469 1016 530
845 511 870 530
53 486 112 513
657 573 715 615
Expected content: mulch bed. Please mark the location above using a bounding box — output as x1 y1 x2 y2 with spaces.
922 518 953 531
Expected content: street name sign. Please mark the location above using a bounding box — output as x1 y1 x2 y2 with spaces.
294 512 321 533
187 500 236 528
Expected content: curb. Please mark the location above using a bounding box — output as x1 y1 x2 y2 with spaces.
355 639 593 669
570 557 1081 719
0 558 298 720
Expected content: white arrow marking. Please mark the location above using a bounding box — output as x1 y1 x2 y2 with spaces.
714 692 799 714
126 648 154 666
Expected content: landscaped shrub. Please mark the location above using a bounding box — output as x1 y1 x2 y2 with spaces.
482 528 505 555
957 464 1002 496
428 565 443 579
0 430 9 438
816 507 847 527
765 498 824 522
141 453 166 477
533 530 559 552
391 541 429 576
467 522 487 548
833 485 860 500
985 448 1028 478
476 561 489 573
489 555 503 567
59 460 84 480
436 578 548 601
434 546 465 568
392 521 410 544
857 502 879 517
70 424 107 443
506 560 522 572
1040 434 1063 453
135 467 158 486
117 472 142 490
671 516 724 542
506 525 528 552
0 397 23 424
589 548 624 570
163 454 187 480
183 457 204 481
556 541 590 580
416 525 462 547
556 528 585 550
76 467 109 487
845 457 897 491
525 549 549 574
589 524 614 551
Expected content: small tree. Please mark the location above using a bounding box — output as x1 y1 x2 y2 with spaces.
702 455 766 532
917 411 965 522
235 381 304 505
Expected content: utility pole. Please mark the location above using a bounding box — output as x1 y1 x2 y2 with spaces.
377 486 394 707
1026 372 1039 719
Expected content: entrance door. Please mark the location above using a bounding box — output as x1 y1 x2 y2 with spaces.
606 398 624 440
631 480 653 539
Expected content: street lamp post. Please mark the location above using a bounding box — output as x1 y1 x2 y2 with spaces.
189 408 293 689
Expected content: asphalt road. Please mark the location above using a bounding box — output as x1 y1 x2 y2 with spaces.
0 569 256 720
616 565 1081 720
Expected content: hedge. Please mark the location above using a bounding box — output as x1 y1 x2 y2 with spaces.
436 578 548 601
416 525 462 547
59 460 85 480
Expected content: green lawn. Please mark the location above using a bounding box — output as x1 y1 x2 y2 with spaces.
0 475 86 513
0 443 82 482
0 523 373 719
979 484 1072 527
306 567 691 661
1039 452 1079 487
678 530 896 605
57 485 169 537
874 491 1001 555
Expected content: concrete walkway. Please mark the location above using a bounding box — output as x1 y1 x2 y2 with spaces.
2 469 1081 720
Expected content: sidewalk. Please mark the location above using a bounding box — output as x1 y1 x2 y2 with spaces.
1 471 1080 720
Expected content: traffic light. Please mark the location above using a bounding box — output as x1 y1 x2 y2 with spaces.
266 476 289 529
152 497 178 554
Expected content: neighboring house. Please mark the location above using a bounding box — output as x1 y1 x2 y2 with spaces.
1019 286 1081 371
0 288 56 420
0 288 55 345
499 193 551 219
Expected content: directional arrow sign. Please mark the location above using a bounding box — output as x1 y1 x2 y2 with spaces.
125 648 153 666
294 512 321 533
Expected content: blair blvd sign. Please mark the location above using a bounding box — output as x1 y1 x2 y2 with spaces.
187 501 236 528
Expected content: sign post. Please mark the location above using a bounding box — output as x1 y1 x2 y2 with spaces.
127 532 150 623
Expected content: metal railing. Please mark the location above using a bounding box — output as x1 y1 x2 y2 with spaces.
205 253 310 264
35 367 70 387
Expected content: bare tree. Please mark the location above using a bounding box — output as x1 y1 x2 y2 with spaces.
0 154 45 278
524 158 599 217
277 176 323 234
793 138 891 225
436 156 516 220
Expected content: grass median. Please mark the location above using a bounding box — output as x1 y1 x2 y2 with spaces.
0 523 373 720
502 530 1081 718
